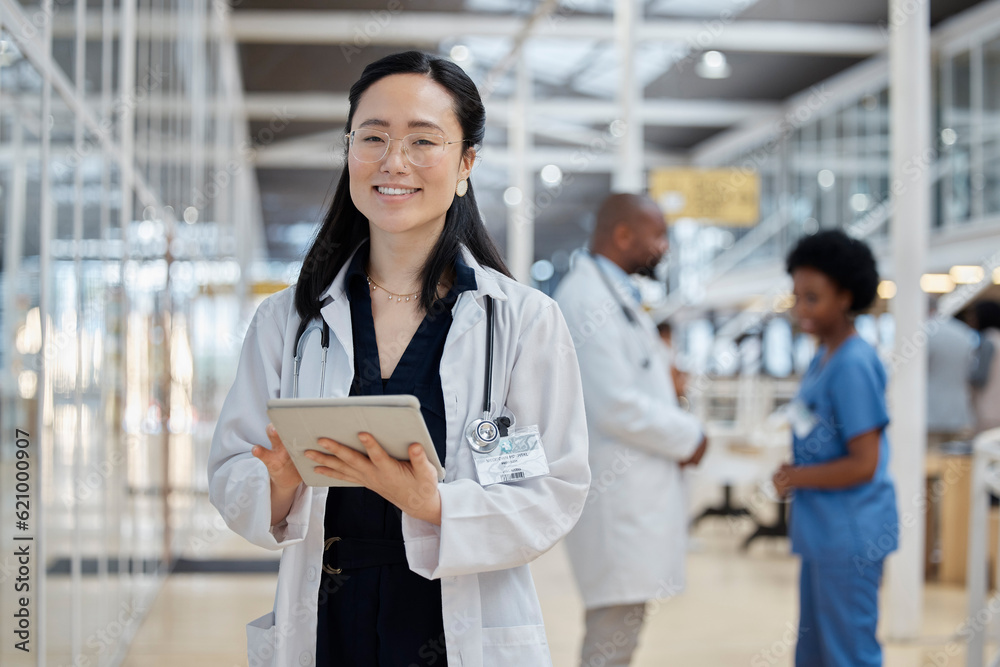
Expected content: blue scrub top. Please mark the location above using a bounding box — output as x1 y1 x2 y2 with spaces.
790 334 899 563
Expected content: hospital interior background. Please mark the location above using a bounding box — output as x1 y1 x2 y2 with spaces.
4 0 1000 664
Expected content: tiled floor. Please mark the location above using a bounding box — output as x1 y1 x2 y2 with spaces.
122 515 982 667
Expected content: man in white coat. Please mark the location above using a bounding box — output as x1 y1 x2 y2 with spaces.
555 193 708 667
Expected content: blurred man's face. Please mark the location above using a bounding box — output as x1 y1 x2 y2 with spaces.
623 205 669 277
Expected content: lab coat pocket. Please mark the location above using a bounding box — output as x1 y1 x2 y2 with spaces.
246 611 277 667
481 623 552 667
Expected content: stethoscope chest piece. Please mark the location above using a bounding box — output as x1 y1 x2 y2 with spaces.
465 418 500 454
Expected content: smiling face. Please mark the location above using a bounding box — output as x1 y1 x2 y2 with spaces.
348 73 474 244
791 266 853 337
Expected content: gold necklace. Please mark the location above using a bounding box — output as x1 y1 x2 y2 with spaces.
365 272 424 303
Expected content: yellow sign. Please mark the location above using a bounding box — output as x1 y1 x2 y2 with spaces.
649 168 760 226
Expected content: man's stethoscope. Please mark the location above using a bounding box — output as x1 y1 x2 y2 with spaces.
290 295 509 454
589 251 653 369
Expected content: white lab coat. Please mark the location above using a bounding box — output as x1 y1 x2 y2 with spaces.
208 246 591 667
554 253 703 610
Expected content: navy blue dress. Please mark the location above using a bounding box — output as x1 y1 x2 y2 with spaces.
315 244 476 666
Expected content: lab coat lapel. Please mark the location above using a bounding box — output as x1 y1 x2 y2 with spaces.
447 247 508 344
318 293 354 376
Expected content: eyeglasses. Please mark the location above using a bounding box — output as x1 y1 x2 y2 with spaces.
346 128 468 168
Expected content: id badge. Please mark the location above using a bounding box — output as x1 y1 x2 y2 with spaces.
472 426 550 486
788 399 819 439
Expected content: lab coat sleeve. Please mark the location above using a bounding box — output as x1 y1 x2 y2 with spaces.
403 302 591 579
565 293 703 462
207 295 314 550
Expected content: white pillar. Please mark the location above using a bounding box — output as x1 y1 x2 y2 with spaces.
3 119 26 399
613 0 642 193
35 1 55 662
506 53 533 283
886 0 930 640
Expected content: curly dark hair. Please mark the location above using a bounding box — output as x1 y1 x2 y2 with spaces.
786 229 880 313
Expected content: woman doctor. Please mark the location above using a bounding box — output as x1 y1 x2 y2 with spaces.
208 51 590 667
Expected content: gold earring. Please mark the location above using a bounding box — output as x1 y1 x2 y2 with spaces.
456 180 468 197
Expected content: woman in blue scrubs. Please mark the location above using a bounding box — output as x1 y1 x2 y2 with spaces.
772 230 898 667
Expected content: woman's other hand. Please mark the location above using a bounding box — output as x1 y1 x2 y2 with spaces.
308 433 442 525
253 424 304 490
253 424 304 526
772 462 796 498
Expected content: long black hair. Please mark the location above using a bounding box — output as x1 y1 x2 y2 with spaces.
294 51 510 320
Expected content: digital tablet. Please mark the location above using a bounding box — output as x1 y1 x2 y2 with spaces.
265 395 445 488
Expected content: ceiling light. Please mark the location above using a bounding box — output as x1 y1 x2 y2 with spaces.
696 51 731 79
530 259 555 283
920 274 956 294
540 164 562 187
503 187 522 207
850 193 869 212
877 280 897 299
450 45 470 63
941 128 957 146
949 265 984 284
817 170 835 189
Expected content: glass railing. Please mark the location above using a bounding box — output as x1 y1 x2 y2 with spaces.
0 1 257 664
680 2 1000 285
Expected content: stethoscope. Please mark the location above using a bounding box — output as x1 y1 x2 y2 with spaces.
290 295 508 454
589 251 652 369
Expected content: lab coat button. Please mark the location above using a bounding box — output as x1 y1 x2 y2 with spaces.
298 651 313 666
306 566 317 582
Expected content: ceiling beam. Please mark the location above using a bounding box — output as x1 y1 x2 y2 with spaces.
51 11 885 57
225 12 886 57
241 93 782 127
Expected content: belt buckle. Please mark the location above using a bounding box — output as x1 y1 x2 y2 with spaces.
323 537 342 575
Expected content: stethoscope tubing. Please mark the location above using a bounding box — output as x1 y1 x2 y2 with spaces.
292 317 331 399
290 296 497 413
589 252 652 369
